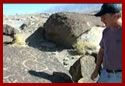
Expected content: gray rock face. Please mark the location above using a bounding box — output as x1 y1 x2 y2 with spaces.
3 35 13 43
3 46 73 83
3 18 16 44
3 24 20 43
43 12 103 48
69 55 98 83
3 19 24 30
3 24 18 36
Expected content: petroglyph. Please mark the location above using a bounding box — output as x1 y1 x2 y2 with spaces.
22 59 48 71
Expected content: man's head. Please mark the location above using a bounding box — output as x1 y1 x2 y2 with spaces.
95 4 122 27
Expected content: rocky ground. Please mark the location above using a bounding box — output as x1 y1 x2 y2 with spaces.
3 13 104 83
3 43 73 83
3 13 79 83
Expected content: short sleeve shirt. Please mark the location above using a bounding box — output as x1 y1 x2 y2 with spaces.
100 27 122 70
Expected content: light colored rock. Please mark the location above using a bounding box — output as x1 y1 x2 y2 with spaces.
69 55 99 83
80 56 98 82
3 24 20 35
73 26 105 55
3 19 24 30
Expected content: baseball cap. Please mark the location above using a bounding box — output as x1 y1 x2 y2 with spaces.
95 4 121 17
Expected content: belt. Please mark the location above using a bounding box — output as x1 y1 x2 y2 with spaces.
106 69 122 73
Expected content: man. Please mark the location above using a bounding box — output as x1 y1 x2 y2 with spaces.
91 4 122 83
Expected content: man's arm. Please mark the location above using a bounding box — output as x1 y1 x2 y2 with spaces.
95 47 104 71
91 47 104 80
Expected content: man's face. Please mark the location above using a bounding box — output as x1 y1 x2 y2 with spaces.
100 14 112 26
100 13 119 27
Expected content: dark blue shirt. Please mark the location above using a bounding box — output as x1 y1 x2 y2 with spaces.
100 27 122 70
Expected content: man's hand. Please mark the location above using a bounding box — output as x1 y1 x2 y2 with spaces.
91 69 99 81
91 48 104 80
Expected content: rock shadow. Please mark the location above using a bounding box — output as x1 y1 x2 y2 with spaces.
28 70 73 83
25 26 71 52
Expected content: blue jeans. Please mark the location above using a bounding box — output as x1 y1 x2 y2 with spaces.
97 69 122 83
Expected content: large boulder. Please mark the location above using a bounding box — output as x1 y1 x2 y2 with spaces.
43 12 103 48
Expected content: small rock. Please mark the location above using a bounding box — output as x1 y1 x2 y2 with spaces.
63 58 69 61
71 57 74 59
63 61 68 66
